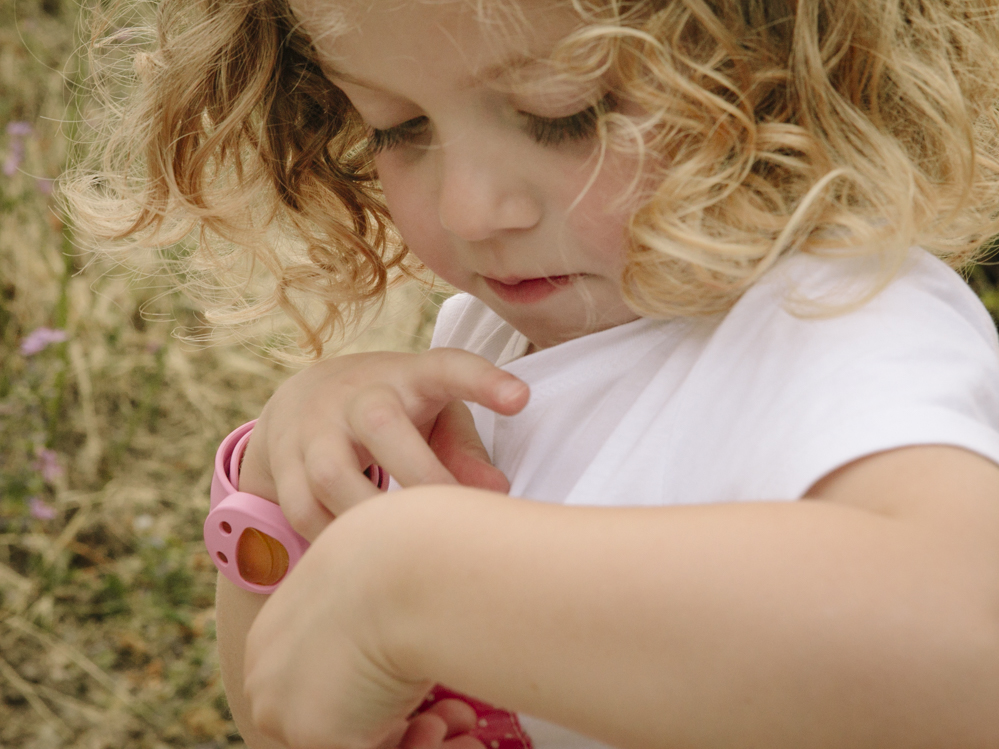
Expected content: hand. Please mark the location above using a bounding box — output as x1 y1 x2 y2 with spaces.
243 496 450 749
238 349 529 540
399 700 485 749
244 488 537 749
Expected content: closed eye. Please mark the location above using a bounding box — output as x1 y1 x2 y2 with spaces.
521 93 616 147
365 93 616 155
367 116 430 155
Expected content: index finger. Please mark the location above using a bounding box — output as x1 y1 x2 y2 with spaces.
405 348 529 417
347 383 459 489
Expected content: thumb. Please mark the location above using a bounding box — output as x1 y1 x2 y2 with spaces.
429 401 510 494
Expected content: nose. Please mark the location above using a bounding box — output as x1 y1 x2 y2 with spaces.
437 138 543 241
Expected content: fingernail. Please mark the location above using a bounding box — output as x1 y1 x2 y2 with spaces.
497 378 527 404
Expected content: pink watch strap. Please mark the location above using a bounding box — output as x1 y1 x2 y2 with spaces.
205 421 389 594
204 421 310 594
210 419 255 511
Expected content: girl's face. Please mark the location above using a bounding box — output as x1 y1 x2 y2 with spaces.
292 0 643 349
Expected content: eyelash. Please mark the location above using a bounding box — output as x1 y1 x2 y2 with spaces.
367 117 431 155
366 94 614 155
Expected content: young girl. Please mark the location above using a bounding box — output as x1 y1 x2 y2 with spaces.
67 0 999 747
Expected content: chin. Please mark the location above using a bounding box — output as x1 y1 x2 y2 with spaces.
516 314 629 350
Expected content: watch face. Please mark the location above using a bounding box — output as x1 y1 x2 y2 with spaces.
205 492 308 593
235 527 290 587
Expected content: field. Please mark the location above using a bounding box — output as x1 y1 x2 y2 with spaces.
2 1 999 748
0 1 433 746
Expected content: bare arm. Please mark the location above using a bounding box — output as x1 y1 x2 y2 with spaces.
215 351 528 748
244 445 999 748
217 578 286 748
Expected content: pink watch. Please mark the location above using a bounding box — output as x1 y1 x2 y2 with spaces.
203 424 532 748
203 421 387 593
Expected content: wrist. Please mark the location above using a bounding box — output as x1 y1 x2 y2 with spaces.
236 422 279 502
305 488 550 749
323 487 529 690
311 488 458 682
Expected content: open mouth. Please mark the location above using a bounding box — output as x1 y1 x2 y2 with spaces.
484 275 577 304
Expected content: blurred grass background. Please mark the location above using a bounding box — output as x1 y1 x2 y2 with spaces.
0 0 433 746
1 0 998 747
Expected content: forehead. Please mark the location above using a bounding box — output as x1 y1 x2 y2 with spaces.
289 0 582 85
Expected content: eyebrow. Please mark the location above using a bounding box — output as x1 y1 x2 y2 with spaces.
325 53 545 93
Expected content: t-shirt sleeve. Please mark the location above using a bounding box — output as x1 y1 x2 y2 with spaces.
666 251 999 502
429 293 520 364
429 293 473 349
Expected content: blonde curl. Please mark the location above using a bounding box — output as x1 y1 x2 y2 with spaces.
63 0 999 356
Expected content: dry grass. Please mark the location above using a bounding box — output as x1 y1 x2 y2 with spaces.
0 1 433 746
2 1 999 748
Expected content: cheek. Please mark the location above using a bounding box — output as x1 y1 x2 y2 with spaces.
377 161 452 276
565 156 637 268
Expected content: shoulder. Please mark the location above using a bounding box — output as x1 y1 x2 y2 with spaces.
716 248 998 363
670 248 999 500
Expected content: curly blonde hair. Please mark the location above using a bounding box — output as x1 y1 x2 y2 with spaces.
63 0 999 356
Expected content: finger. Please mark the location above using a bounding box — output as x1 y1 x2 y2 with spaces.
268 433 378 540
347 384 459 489
430 402 510 493
441 735 487 749
422 698 478 738
301 436 386 518
398 713 448 749
376 721 411 749
410 349 529 417
272 466 337 542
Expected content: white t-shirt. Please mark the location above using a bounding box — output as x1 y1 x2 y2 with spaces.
428 248 999 748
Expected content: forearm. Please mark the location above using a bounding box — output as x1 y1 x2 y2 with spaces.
217 577 288 748
334 485 999 749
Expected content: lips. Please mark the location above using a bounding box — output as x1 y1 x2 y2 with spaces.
484 275 578 304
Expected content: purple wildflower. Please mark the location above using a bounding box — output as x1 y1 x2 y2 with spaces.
4 122 33 177
29 497 58 521
6 121 32 137
3 140 24 177
34 448 64 484
20 327 67 356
